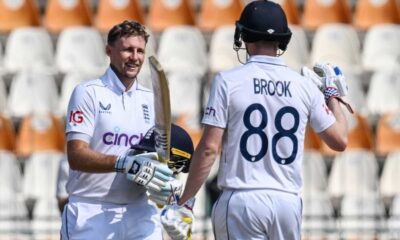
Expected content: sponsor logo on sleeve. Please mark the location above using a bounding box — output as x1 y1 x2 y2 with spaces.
69 110 84 126
205 107 216 117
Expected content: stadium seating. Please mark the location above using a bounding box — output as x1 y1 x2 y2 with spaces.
366 70 400 117
328 150 379 199
339 192 386 239
3 27 55 74
148 0 195 32
95 0 145 33
0 0 40 32
55 26 108 75
362 24 400 73
0 115 16 152
320 112 373 156
44 0 93 33
16 113 65 157
354 0 400 30
387 194 400 238
342 73 367 115
302 150 328 194
301 191 336 239
136 29 158 89
6 71 59 119
7 71 59 118
310 24 362 74
0 192 29 239
0 150 27 239
197 0 243 32
22 152 63 199
302 0 352 30
375 112 400 156
380 151 400 200
270 0 300 25
30 197 61 240
58 72 99 117
208 25 245 74
281 25 310 72
0 78 7 114
157 26 208 77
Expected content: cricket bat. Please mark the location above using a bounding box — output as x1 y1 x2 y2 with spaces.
149 56 171 164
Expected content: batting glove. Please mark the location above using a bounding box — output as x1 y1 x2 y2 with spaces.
148 178 183 206
301 63 353 113
115 152 174 192
161 198 195 240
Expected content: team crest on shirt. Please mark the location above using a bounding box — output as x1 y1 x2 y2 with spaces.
142 104 150 124
99 101 111 114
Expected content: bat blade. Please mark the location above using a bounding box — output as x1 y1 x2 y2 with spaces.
149 56 171 164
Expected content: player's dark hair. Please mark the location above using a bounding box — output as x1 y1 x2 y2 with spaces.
107 20 150 45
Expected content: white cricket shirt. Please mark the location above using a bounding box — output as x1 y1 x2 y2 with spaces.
66 67 154 204
202 55 335 194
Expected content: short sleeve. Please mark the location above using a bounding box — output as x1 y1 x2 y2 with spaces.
309 90 336 133
65 84 96 137
201 73 228 128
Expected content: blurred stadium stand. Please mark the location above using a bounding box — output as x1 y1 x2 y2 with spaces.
0 0 399 239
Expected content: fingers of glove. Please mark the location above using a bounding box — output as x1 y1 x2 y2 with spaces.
155 163 174 177
301 66 324 90
161 178 183 192
161 216 189 240
136 152 159 160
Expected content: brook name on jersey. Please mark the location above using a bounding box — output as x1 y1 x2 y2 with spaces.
253 78 292 98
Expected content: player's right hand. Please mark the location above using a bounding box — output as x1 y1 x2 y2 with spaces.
161 198 195 240
301 63 348 98
115 152 174 192
301 63 353 113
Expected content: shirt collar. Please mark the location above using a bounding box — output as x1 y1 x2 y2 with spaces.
102 66 137 94
246 55 287 67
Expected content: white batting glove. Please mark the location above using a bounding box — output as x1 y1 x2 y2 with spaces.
161 198 195 240
148 178 183 206
313 63 349 97
301 63 353 113
115 152 174 192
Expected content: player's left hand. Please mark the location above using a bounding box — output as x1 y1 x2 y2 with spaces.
148 178 183 206
161 198 195 240
115 152 174 192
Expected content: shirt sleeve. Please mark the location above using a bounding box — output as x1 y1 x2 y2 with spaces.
309 89 336 133
65 84 96 137
201 73 228 128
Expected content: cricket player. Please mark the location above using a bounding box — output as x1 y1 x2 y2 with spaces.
161 1 351 240
61 20 186 239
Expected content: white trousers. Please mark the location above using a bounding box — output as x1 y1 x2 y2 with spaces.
212 189 302 240
61 196 163 240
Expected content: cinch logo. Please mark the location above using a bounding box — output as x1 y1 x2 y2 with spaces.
205 107 216 117
69 110 84 124
102 132 145 147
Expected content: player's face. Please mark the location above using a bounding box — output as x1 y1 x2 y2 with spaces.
107 35 146 82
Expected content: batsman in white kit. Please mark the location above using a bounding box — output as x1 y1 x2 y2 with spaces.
60 20 191 239
162 1 353 240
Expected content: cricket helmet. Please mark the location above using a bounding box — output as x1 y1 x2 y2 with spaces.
131 124 194 174
234 0 292 51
